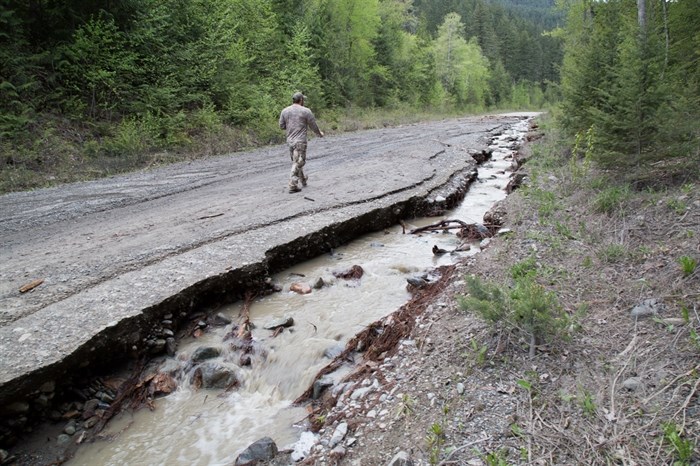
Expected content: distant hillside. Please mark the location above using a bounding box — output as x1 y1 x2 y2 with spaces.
488 0 564 29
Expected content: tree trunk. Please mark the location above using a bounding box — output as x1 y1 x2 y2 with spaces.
637 0 647 33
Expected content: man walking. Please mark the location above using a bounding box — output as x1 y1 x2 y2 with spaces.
279 92 324 193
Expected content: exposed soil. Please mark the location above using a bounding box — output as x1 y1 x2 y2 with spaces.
301 127 700 465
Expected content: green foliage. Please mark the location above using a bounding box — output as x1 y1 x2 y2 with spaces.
426 422 446 465
433 13 491 108
593 184 631 214
667 198 688 216
0 0 565 193
663 421 695 465
580 389 597 417
395 393 415 419
678 256 698 277
559 0 700 175
460 273 569 357
524 186 560 219
510 256 538 280
483 448 510 466
597 243 627 263
468 338 489 367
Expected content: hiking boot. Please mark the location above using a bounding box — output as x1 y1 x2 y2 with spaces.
288 185 301 193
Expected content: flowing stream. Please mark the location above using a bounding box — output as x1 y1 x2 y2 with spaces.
68 117 531 466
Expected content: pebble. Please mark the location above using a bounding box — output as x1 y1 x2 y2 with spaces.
457 382 465 395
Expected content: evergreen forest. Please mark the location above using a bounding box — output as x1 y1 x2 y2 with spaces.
0 0 698 192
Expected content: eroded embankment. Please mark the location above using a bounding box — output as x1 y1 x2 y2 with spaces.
0 149 490 451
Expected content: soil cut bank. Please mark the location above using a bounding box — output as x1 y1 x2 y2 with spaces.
0 113 536 451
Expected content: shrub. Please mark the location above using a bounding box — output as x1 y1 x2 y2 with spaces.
460 274 569 358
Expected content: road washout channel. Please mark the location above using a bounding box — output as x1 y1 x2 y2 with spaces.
55 117 534 466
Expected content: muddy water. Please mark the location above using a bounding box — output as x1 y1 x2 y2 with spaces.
68 118 531 466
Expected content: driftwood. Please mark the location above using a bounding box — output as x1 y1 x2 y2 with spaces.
409 219 471 234
410 219 498 240
236 291 255 341
19 279 44 293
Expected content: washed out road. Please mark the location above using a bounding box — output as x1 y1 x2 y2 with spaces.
0 113 531 404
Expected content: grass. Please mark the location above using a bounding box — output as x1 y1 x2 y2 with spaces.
678 256 697 277
663 422 695 465
593 184 631 214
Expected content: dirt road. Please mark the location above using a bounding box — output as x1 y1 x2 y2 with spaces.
0 114 528 407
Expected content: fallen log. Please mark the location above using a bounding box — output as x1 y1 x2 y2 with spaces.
409 219 471 234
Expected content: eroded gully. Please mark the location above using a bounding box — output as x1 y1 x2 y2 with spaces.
67 117 532 466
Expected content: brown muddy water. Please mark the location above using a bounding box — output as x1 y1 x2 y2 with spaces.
67 118 531 466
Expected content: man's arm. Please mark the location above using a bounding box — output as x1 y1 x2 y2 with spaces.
279 111 286 130
307 111 323 137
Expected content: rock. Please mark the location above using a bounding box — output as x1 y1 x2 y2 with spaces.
388 450 414 466
630 299 664 319
0 449 9 462
312 277 326 290
406 276 429 288
192 362 238 390
264 316 294 330
291 431 318 462
191 346 221 363
350 387 371 400
40 380 56 393
432 245 448 255
506 172 528 193
150 372 178 396
330 446 346 459
165 337 177 356
209 312 232 326
333 265 364 280
622 377 644 392
150 339 167 354
2 402 29 415
57 434 71 446
434 195 447 203
84 416 98 429
82 399 99 417
330 422 348 447
290 282 312 294
313 377 335 400
64 421 76 436
323 344 343 359
457 382 465 395
234 437 278 466
480 238 492 249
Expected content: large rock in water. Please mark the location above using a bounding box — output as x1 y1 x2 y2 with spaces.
235 437 278 465
290 282 312 294
264 316 294 330
333 265 364 280
192 362 238 389
190 346 221 363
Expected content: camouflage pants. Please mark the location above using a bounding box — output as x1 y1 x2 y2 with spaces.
288 142 308 188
